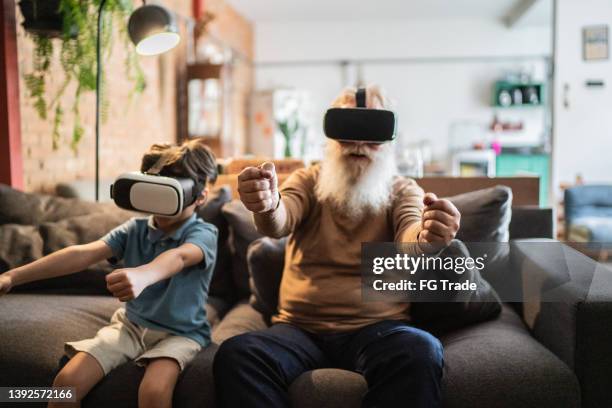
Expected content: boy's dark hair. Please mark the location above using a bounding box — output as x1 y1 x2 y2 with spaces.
141 139 218 193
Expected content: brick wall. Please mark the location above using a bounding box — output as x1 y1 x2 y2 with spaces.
16 0 253 193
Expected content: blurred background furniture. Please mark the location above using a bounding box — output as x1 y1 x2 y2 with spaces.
564 184 612 261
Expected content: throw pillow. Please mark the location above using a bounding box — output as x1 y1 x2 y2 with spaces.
449 185 513 242
197 185 235 300
247 237 287 320
0 224 43 272
221 200 264 299
0 184 120 226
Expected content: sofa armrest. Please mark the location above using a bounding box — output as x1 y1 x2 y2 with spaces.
511 239 612 407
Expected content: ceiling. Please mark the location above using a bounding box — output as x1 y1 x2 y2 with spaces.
225 0 552 26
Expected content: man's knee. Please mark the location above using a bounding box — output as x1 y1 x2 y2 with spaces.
369 329 444 375
407 331 444 372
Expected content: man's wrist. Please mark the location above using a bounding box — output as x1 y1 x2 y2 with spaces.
262 191 281 215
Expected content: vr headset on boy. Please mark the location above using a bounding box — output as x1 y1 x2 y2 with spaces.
110 155 203 217
323 87 397 143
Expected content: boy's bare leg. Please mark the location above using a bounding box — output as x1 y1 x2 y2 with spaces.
48 352 105 408
138 357 181 408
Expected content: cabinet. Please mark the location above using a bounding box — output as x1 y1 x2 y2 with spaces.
496 154 550 206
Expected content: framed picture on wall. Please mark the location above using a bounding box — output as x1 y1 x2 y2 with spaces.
583 25 609 61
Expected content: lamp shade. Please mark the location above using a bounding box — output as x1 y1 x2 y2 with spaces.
128 4 180 56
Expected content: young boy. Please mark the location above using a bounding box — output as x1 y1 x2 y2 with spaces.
0 139 219 408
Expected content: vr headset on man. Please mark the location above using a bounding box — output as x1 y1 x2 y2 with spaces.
110 154 203 217
323 87 397 143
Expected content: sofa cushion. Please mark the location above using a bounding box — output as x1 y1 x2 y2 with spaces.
438 303 579 408
0 293 224 406
289 369 365 408
449 185 512 242
0 294 121 387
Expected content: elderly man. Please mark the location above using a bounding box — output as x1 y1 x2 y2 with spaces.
213 86 461 408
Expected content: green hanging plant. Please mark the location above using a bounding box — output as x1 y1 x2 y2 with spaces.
21 0 146 152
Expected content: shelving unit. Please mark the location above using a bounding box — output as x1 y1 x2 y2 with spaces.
496 153 550 207
492 80 545 108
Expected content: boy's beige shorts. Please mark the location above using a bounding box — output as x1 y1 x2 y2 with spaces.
65 308 201 375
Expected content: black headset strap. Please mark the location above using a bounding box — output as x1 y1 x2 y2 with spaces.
356 88 367 108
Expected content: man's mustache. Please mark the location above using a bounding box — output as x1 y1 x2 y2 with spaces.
340 145 376 158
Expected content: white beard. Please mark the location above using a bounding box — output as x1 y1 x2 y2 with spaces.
315 140 397 219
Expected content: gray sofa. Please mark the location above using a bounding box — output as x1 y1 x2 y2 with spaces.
1 184 611 408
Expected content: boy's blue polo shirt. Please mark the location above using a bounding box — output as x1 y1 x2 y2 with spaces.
101 213 218 346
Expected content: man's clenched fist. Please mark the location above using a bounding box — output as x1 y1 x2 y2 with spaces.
418 192 461 252
237 162 280 213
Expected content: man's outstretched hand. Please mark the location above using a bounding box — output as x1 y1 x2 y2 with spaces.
237 162 280 213
418 192 461 253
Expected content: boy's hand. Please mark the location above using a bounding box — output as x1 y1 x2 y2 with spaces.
237 162 279 213
418 192 461 253
0 274 12 296
105 268 149 302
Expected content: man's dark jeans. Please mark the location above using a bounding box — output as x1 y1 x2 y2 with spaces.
213 320 444 408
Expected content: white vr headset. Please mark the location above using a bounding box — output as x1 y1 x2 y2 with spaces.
110 172 201 216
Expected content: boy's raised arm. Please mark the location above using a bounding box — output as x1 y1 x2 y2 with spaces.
0 240 113 295
105 243 204 302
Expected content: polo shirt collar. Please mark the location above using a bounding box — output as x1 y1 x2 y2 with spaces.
147 213 197 243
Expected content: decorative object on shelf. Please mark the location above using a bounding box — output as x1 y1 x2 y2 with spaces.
492 80 544 108
583 25 609 61
489 114 524 132
20 0 145 152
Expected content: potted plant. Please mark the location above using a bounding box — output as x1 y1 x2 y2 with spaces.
18 0 65 37
275 91 308 158
20 0 145 152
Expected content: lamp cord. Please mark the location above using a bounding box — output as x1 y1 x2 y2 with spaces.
95 0 107 202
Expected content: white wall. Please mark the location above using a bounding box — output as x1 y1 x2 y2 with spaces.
553 0 612 194
254 18 552 162
255 19 551 62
